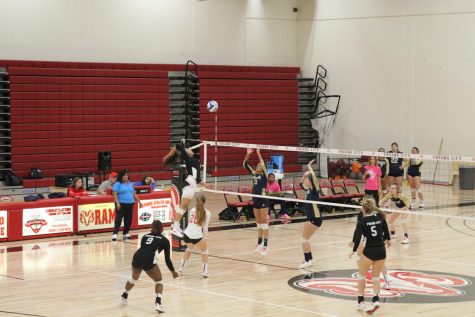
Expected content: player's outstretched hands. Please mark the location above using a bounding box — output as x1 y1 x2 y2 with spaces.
246 148 254 155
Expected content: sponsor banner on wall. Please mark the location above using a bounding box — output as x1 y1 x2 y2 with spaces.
78 202 116 231
22 206 73 237
0 210 7 239
138 198 172 226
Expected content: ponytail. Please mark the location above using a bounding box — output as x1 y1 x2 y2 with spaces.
195 194 207 226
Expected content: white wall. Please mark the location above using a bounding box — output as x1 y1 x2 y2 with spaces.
297 0 475 156
0 0 299 66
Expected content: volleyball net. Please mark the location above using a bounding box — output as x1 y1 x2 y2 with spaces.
191 140 475 221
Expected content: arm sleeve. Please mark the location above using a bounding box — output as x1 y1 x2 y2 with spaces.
382 219 390 241
162 238 175 272
352 222 364 252
243 161 254 175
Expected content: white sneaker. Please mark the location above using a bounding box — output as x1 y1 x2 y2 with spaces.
382 281 392 290
112 234 118 241
260 246 268 256
254 244 262 253
390 233 396 240
410 202 416 209
120 293 128 305
419 203 424 208
366 301 380 315
155 303 165 313
171 226 183 238
202 272 209 278
298 260 314 269
401 236 410 244
123 233 132 240
357 302 367 311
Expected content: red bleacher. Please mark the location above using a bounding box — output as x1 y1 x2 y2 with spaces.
0 60 301 180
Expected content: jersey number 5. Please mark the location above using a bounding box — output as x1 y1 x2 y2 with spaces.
370 226 377 237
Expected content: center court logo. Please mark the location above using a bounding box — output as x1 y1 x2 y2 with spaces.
288 269 474 303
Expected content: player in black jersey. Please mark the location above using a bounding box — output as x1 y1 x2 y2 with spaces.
120 220 179 313
349 198 390 314
163 142 205 238
298 159 323 269
377 148 389 194
387 142 406 193
243 148 269 256
379 183 411 244
406 146 424 208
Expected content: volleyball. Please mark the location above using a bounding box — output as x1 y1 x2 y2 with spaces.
207 100 219 113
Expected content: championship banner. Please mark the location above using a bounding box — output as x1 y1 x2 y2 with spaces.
22 206 73 237
0 210 7 239
138 198 172 226
78 202 116 231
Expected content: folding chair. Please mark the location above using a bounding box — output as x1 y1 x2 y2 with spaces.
223 185 251 221
343 179 365 204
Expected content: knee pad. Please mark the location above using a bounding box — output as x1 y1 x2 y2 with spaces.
401 218 408 224
128 278 138 284
175 205 185 215
356 274 365 280
417 188 423 194
261 223 269 230
201 248 209 255
256 223 262 229
372 277 380 283
300 237 309 243
155 280 163 285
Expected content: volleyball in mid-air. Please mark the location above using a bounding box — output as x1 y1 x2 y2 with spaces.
207 100 219 113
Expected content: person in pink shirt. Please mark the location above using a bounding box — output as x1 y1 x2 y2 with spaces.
266 173 291 220
362 156 382 204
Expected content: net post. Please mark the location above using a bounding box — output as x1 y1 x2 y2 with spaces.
203 142 207 184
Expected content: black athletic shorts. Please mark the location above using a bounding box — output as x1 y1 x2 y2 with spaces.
252 198 268 209
407 169 421 177
388 169 404 177
363 245 386 261
365 190 380 204
183 234 202 244
132 253 156 271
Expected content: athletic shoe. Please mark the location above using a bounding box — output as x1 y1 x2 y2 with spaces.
112 234 118 241
171 226 183 238
366 301 380 315
120 292 128 304
178 260 185 273
410 202 415 209
155 303 165 313
254 244 262 253
390 234 396 240
261 246 268 256
202 272 209 278
401 236 410 244
357 302 367 311
419 203 424 208
124 233 132 240
298 260 314 269
382 281 392 290
280 214 292 220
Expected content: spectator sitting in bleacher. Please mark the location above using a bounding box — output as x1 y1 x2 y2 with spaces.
133 175 156 190
97 172 118 195
67 177 89 198
266 173 291 220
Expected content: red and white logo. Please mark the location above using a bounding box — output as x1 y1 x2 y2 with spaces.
169 185 180 217
25 215 48 234
289 269 474 303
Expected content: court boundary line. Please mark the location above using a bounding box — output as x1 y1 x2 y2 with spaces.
0 311 47 317
100 271 341 317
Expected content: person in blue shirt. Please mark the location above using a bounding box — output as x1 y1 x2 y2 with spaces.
112 169 142 241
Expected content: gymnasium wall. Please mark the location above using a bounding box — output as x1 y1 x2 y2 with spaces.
298 0 475 156
0 0 298 67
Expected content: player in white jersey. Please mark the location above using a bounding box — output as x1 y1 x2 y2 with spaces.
178 194 211 278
